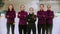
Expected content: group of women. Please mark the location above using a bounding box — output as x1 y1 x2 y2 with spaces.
5 4 54 34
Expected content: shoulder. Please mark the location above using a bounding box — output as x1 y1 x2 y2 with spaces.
27 15 29 17
37 11 40 12
28 15 29 16
51 11 54 13
25 11 28 14
37 11 40 14
12 11 16 13
45 10 47 12
13 10 16 12
25 11 27 13
44 11 46 13
6 10 9 13
18 11 21 14
34 14 36 17
34 14 36 16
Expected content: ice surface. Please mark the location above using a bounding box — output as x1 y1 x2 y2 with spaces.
0 14 60 34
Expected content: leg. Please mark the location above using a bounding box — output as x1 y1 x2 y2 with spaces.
32 24 36 34
46 24 48 34
46 28 48 34
11 23 15 34
42 24 45 34
6 23 10 34
27 25 31 34
38 24 41 34
49 24 53 34
18 25 22 34
23 25 27 34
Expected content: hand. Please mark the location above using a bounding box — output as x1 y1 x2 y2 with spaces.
43 15 45 17
7 15 9 17
51 16 52 17
28 19 30 21
13 23 15 25
24 15 26 17
19 14 20 16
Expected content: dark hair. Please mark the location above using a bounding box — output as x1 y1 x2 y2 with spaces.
40 4 44 7
8 4 14 11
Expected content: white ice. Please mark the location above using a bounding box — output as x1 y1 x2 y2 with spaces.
0 14 60 34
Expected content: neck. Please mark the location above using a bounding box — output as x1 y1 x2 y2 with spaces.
10 9 12 11
29 13 33 14
47 9 51 11
21 10 25 12
40 10 44 11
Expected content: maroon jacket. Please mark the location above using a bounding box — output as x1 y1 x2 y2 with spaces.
18 11 28 25
37 10 46 24
46 10 54 24
5 10 16 23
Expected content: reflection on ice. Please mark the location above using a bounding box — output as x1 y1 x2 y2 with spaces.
0 14 60 34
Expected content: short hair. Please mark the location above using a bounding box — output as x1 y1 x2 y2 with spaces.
47 4 51 8
40 4 44 7
29 7 34 11
20 4 25 8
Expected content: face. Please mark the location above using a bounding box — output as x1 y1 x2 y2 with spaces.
47 5 51 10
8 5 13 11
40 5 44 10
29 7 34 14
20 5 25 11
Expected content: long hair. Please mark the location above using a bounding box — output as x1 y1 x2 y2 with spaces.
8 4 14 11
32 13 35 19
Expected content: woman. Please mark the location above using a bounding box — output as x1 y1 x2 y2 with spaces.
27 7 36 34
46 5 54 34
37 4 46 34
18 5 28 34
5 4 16 34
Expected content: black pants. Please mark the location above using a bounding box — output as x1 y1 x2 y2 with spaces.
46 24 53 34
6 23 15 34
27 23 36 34
38 24 46 34
18 25 27 34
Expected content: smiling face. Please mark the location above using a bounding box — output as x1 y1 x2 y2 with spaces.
8 4 14 11
40 4 44 10
20 5 25 11
29 7 34 14
47 5 51 10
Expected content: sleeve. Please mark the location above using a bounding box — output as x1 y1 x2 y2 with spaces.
48 11 54 19
18 12 24 19
5 11 9 18
34 15 36 21
50 11 54 19
8 11 16 18
23 12 28 19
31 15 36 22
46 12 51 19
18 12 21 18
13 11 16 18
43 12 46 19
27 15 30 22
37 12 39 17
45 12 48 19
37 12 41 19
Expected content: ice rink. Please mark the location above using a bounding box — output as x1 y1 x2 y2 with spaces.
0 14 60 34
